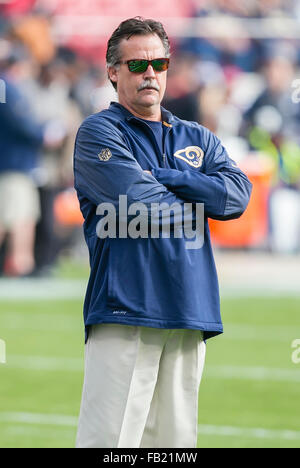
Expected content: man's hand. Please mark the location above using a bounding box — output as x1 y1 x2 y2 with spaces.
143 170 152 175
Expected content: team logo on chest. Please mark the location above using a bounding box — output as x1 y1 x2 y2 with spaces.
98 148 112 161
174 146 204 168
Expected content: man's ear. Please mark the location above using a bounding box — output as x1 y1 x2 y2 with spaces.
107 66 118 87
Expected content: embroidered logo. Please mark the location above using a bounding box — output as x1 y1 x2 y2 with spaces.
174 146 204 168
98 148 112 162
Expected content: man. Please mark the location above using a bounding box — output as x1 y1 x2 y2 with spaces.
74 17 252 448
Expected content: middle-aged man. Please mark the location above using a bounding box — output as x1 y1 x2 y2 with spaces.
74 17 252 448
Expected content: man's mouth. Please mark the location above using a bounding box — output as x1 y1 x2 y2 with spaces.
140 87 158 91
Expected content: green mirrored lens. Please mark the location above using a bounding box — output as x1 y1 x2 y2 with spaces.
127 59 169 73
128 60 148 73
152 59 168 71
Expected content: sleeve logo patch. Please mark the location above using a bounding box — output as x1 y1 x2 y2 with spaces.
174 146 204 168
98 148 112 161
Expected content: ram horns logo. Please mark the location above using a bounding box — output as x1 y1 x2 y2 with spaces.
98 148 112 162
174 146 204 168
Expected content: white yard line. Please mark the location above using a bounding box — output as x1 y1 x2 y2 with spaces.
0 412 77 427
220 286 300 298
221 324 298 342
0 312 80 333
2 424 75 439
0 279 87 301
6 355 83 372
0 411 299 442
198 424 300 441
0 278 299 301
205 365 300 383
3 355 300 382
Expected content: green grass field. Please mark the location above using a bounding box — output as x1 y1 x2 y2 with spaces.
0 291 299 448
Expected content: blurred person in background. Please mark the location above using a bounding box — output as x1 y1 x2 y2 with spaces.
192 0 294 18
0 41 43 276
243 43 300 141
255 0 295 17
162 53 201 122
242 43 300 253
183 0 263 72
0 40 65 276
50 47 117 119
19 55 83 274
86 65 117 115
12 8 55 65
179 32 261 74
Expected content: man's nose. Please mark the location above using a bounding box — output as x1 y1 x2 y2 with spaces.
143 64 156 78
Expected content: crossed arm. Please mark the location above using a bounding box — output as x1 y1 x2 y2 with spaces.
74 119 252 221
144 133 252 221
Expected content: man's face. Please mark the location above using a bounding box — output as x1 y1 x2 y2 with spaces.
108 34 168 117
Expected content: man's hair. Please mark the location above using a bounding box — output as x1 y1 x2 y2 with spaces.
106 17 170 90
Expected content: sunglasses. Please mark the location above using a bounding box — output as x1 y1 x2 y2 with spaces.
119 58 170 73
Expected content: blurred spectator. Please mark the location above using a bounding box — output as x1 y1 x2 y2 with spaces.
242 43 300 253
163 53 201 122
13 12 56 65
242 42 300 181
180 35 262 73
70 61 116 117
18 56 83 274
0 42 43 276
192 0 295 18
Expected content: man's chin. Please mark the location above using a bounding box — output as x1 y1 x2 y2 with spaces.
138 96 160 108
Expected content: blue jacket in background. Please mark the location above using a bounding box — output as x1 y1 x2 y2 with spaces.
74 102 252 342
0 77 44 173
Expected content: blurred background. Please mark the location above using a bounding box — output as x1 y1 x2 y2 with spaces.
0 0 299 448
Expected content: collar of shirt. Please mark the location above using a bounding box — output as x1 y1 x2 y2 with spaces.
109 101 175 126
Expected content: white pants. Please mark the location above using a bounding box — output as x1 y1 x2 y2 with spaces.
76 324 206 448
